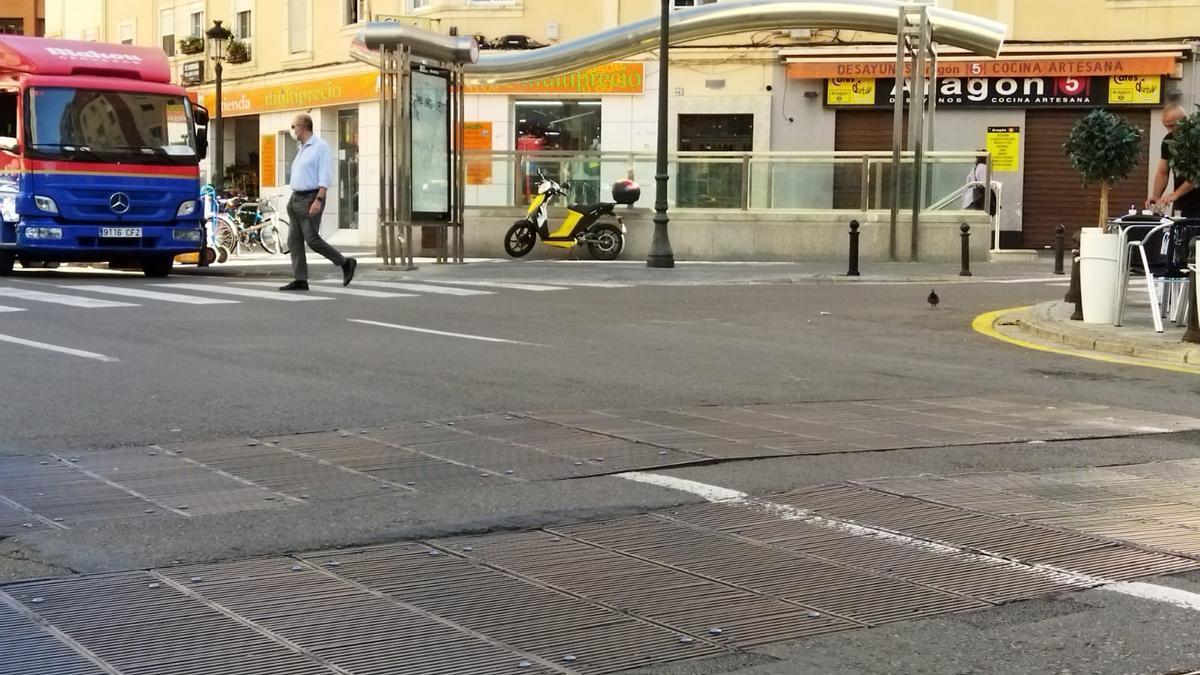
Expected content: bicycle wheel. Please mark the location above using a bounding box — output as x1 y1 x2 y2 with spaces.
269 217 291 255
259 222 283 255
214 215 238 253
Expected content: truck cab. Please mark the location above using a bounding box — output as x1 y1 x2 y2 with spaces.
0 36 209 277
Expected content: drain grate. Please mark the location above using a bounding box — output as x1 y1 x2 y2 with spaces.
0 456 163 528
433 530 857 647
4 572 334 675
556 515 986 627
0 598 108 675
299 544 724 674
157 557 564 675
667 502 1083 604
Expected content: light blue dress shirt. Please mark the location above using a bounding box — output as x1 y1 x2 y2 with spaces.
290 134 332 192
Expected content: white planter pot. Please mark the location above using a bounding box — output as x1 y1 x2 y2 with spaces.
1079 229 1120 324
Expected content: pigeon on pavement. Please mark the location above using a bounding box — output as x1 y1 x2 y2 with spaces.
927 289 940 309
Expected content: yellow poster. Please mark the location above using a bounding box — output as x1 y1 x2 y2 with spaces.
1108 75 1161 105
260 135 277 188
986 126 1021 173
826 78 875 105
464 122 493 185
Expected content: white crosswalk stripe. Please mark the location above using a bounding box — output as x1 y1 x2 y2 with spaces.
0 286 138 308
417 280 569 292
0 305 24 313
234 281 414 298
154 283 331 302
319 280 495 296
68 285 241 305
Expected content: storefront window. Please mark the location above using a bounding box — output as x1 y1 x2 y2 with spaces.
677 113 753 208
515 99 601 204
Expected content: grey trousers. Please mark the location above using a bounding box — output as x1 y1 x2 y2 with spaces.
287 192 346 282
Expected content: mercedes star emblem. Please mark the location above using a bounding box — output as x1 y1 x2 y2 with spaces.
109 192 130 214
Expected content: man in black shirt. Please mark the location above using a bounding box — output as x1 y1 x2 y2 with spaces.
1148 105 1200 217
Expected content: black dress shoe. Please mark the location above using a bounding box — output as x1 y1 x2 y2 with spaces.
279 280 309 291
342 258 358 286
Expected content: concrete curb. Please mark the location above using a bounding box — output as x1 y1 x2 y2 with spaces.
1012 301 1200 366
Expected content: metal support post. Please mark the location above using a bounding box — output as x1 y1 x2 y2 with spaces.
889 6 907 261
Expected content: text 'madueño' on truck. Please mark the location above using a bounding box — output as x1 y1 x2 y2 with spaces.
0 36 210 277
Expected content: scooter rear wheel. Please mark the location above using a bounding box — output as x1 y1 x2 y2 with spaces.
587 223 624 261
504 221 537 258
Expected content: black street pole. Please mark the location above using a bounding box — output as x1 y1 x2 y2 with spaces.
646 0 674 268
213 58 223 194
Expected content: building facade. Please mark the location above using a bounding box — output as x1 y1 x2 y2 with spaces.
43 0 1200 250
0 0 44 36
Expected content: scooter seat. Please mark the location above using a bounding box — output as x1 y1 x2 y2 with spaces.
569 202 616 215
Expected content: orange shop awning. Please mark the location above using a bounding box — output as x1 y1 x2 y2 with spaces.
786 54 1181 80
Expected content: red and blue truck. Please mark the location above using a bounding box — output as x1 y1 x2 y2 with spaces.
0 36 209 277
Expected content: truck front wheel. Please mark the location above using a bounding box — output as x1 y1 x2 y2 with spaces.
142 256 174 278
0 251 13 276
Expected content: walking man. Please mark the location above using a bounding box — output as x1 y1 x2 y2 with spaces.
280 113 356 290
1147 105 1200 217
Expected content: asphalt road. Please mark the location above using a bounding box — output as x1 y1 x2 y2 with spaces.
0 264 1193 453
2 262 1200 675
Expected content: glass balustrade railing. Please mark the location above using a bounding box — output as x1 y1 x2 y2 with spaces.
460 150 986 213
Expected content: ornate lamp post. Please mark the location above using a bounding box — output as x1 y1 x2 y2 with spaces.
205 20 232 193
646 0 674 268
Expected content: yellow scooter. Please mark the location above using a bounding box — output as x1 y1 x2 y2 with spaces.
503 174 639 260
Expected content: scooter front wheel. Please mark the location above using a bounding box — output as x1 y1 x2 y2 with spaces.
504 221 537 258
587 223 624 261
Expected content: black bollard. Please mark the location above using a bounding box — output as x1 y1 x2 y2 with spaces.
1065 233 1080 304
1184 238 1200 344
1053 224 1066 275
959 223 972 277
847 220 861 277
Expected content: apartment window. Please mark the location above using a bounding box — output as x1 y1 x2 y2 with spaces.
673 0 719 7
468 0 516 4
118 19 135 45
345 0 366 24
83 26 98 41
0 18 23 35
160 9 175 56
409 0 431 9
288 0 309 54
236 10 252 38
190 11 203 38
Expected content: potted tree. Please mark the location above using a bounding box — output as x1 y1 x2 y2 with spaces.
179 36 205 55
1063 109 1144 323
226 39 250 64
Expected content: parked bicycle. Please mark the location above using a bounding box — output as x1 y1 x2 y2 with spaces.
211 194 290 259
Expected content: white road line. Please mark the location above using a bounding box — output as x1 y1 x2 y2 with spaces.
554 282 632 288
234 281 414 299
68 284 241 305
617 471 1200 612
0 286 137 308
321 280 495 296
155 283 331 302
417 280 569 292
349 319 546 346
0 333 119 362
0 305 24 312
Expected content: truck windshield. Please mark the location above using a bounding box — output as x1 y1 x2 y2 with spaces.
26 87 195 164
